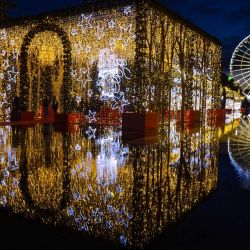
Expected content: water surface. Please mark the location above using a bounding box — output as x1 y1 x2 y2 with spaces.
0 122 220 248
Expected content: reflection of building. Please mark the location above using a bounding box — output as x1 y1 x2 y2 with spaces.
95 129 126 186
0 0 220 121
0 121 218 248
217 118 240 138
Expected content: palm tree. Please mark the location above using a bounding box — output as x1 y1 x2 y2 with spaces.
0 0 16 21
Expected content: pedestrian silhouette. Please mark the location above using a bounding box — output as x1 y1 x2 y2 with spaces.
52 95 59 113
42 97 49 117
11 96 21 121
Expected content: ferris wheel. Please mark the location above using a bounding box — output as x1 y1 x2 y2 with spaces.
230 35 250 98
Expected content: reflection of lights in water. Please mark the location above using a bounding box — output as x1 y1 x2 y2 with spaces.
228 118 250 189
0 196 7 206
169 125 180 166
0 127 19 207
75 95 81 104
0 127 10 145
86 110 97 123
226 112 241 124
225 114 234 125
0 122 218 248
85 126 96 139
96 130 128 185
96 155 117 186
75 144 81 151
171 87 182 110
66 127 132 244
28 168 64 210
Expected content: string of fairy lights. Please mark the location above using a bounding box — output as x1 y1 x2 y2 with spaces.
0 119 220 248
145 6 221 118
0 4 135 121
0 1 222 124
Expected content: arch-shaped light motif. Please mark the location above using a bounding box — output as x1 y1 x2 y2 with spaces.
19 23 72 113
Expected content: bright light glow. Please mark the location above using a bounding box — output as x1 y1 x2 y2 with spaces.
97 48 130 111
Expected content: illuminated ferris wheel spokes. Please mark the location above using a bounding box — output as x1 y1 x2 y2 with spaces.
230 35 250 97
228 118 250 188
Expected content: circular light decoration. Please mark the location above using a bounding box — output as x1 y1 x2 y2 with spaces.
228 117 250 189
230 35 250 98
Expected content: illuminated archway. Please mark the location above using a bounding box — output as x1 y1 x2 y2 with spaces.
20 23 72 113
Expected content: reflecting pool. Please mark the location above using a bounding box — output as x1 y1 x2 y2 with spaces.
0 121 220 249
228 117 250 190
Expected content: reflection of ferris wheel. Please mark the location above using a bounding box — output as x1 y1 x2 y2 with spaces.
230 35 250 97
228 118 250 189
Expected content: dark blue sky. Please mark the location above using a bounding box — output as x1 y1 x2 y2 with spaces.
8 0 250 73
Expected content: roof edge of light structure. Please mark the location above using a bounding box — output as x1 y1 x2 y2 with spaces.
149 0 221 45
0 0 221 45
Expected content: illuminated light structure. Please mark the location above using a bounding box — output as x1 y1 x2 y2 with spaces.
207 71 243 125
224 87 243 112
221 74 243 112
0 0 221 127
223 86 243 123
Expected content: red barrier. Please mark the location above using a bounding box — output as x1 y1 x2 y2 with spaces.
207 118 225 127
97 108 121 125
166 110 200 123
122 130 158 145
207 109 226 120
183 110 200 122
175 110 201 129
122 112 159 131
241 108 246 113
55 113 85 124
20 111 35 121
165 110 177 120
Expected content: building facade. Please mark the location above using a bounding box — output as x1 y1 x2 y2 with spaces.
0 0 221 122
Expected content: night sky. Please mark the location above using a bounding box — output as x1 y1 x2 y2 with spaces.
8 0 250 73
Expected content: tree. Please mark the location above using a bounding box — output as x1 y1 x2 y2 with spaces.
0 0 16 21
